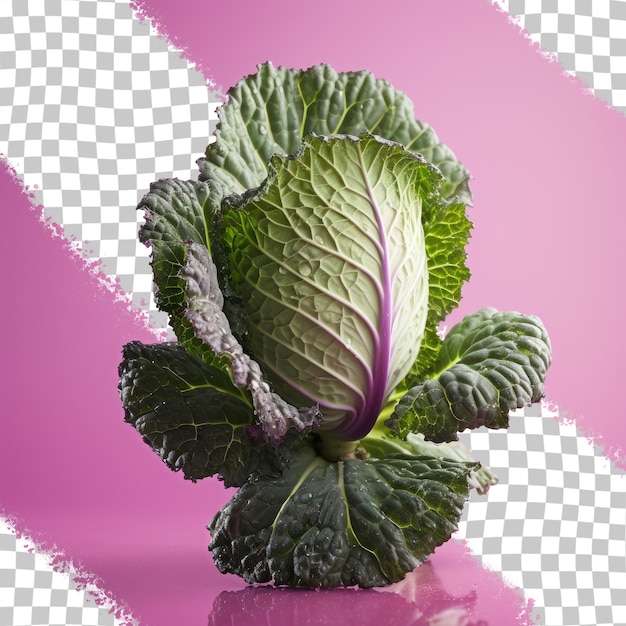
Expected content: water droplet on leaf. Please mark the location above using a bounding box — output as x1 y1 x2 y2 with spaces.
299 261 313 277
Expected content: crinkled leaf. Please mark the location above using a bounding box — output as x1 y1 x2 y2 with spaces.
201 62 472 394
405 199 472 385
118 341 278 487
208 443 475 588
199 62 471 203
182 242 321 444
138 177 214 314
137 178 249 355
136 179 224 360
139 177 215 247
221 134 431 440
360 428 498 495
386 308 552 442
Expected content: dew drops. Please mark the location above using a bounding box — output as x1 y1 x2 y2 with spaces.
278 266 288 275
258 124 267 136
298 491 313 504
299 261 313 277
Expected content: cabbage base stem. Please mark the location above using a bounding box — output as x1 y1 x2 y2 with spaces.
316 432 361 462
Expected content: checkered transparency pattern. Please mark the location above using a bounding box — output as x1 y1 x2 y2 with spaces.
0 519 125 626
457 406 626 626
491 0 626 113
0 0 220 331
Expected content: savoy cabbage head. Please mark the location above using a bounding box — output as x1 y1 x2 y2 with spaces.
118 62 551 588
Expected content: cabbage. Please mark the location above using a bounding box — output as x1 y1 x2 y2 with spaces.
221 134 430 443
117 63 552 588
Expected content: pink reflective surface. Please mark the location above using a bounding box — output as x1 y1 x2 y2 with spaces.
208 544 531 626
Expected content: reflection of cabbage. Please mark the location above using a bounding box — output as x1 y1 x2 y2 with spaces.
223 134 429 441
208 562 478 626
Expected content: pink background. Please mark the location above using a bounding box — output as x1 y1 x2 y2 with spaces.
2 0 625 624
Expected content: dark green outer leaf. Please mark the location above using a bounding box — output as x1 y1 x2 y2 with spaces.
118 341 284 487
208 445 474 588
181 243 321 444
138 178 215 250
138 179 215 349
137 178 249 372
387 308 552 442
199 62 471 204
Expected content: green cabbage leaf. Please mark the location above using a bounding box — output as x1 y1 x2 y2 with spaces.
119 341 270 487
221 133 431 441
198 62 471 203
387 308 552 442
209 442 476 588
